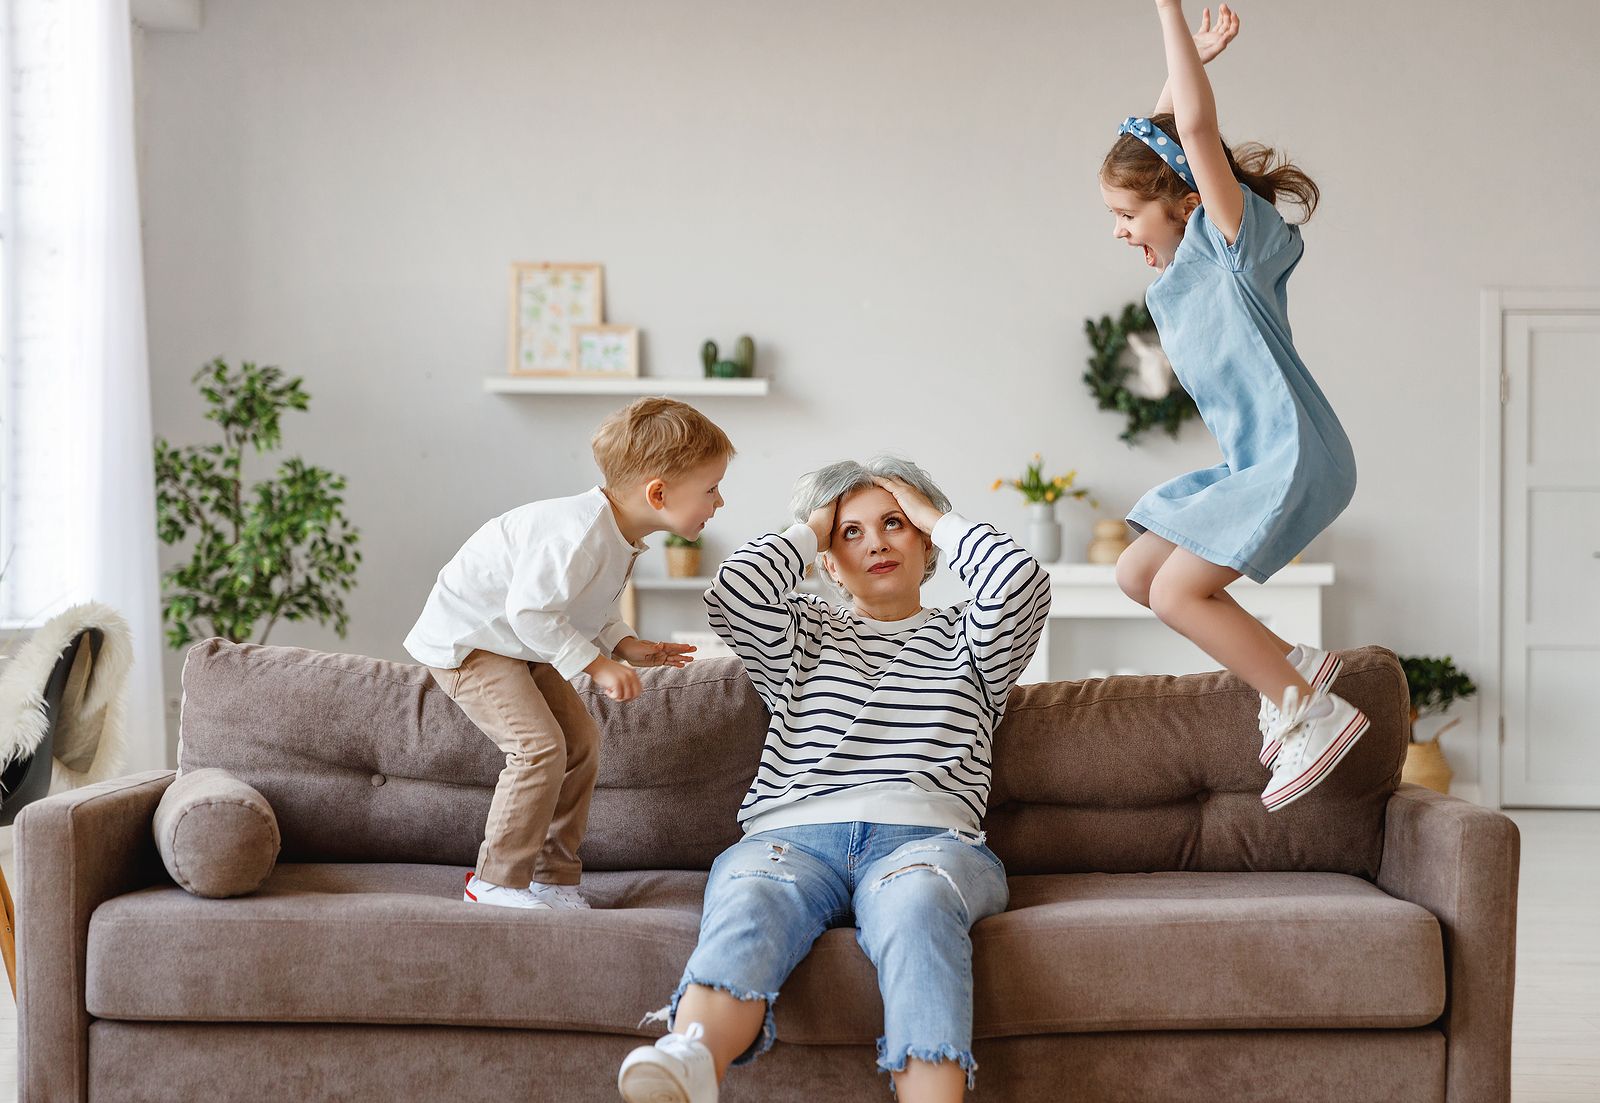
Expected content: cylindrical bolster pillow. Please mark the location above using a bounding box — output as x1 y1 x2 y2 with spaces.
153 767 281 897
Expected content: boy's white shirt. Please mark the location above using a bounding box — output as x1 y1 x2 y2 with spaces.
404 487 645 679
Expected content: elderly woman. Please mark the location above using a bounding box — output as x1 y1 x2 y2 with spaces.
616 457 1051 1103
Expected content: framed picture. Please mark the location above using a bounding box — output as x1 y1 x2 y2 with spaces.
572 324 640 379
507 262 604 375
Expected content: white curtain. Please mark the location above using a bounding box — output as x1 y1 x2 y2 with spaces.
8 0 165 772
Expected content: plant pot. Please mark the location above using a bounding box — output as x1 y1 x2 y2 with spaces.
1025 502 1062 563
666 546 702 578
1401 738 1452 794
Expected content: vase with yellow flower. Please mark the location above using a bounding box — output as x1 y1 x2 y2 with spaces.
992 455 1096 563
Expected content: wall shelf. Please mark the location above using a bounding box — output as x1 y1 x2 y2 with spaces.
484 376 768 397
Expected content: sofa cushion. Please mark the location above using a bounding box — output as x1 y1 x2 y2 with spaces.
984 648 1409 879
177 642 765 872
177 640 1409 878
151 768 280 898
87 864 1443 1041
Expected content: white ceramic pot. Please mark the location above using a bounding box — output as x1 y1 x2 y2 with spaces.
1025 502 1062 563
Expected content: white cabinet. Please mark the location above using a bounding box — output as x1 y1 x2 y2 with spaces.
1020 563 1334 685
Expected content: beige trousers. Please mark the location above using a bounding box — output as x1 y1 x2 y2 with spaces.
429 650 599 887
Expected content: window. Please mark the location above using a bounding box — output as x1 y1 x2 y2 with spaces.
1 1 81 628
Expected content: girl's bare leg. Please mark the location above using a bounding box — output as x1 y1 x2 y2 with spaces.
1147 548 1309 706
672 984 766 1082
1118 533 1294 659
893 1057 967 1102
1115 531 1179 608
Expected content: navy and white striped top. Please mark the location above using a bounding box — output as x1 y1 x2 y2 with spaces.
705 513 1051 835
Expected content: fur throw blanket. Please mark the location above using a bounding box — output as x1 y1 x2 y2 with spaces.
0 602 131 788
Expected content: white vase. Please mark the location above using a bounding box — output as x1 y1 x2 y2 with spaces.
1026 501 1062 563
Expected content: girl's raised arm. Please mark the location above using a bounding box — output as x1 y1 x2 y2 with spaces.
1156 0 1244 241
1154 4 1240 115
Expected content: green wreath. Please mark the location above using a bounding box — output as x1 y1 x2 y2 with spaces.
1083 301 1199 445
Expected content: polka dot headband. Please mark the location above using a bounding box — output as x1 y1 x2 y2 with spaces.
1118 116 1197 191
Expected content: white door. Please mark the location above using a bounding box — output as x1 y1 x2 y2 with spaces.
1501 311 1600 806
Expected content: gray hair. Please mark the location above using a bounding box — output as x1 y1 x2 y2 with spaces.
789 455 953 597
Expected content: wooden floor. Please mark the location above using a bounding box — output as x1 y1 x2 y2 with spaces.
0 810 1596 1101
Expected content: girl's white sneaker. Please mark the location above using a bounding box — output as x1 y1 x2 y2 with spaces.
1258 646 1344 767
1261 688 1370 813
618 1022 718 1103
462 872 551 910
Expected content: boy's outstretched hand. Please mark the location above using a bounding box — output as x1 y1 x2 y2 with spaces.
1193 4 1240 63
615 636 697 669
584 654 641 701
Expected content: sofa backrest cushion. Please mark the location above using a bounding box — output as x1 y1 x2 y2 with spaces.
178 640 1406 877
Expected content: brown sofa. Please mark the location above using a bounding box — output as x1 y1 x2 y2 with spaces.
16 640 1519 1102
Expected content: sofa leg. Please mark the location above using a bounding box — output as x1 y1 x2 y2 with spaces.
0 863 14 999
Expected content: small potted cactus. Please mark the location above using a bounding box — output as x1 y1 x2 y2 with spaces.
701 335 756 379
664 533 703 578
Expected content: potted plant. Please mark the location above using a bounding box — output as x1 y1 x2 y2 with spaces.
991 455 1096 563
664 533 703 579
154 358 362 648
700 335 756 379
1398 655 1478 794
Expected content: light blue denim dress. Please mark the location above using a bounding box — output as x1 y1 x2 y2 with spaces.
1127 182 1356 583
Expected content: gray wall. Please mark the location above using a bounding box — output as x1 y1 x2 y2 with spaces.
135 0 1600 789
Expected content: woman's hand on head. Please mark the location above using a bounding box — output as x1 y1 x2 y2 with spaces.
1192 4 1239 64
807 500 838 554
871 477 945 535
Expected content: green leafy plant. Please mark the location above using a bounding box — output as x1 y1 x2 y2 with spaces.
1399 655 1478 744
992 454 1097 508
1083 302 1200 445
154 358 361 649
663 533 702 549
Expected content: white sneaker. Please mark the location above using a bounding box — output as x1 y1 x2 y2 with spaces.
528 882 591 910
1260 687 1370 813
1258 646 1344 767
462 872 552 910
618 1022 718 1103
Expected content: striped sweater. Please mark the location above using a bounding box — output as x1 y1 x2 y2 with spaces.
705 512 1052 835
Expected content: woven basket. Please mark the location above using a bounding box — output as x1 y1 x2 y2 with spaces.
665 546 702 579
1402 738 1453 794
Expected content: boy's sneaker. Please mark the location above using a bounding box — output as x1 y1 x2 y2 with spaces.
1261 688 1371 813
528 882 591 910
1258 645 1344 767
462 872 551 910
618 1022 718 1103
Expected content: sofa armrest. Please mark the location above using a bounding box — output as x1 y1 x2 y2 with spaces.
15 770 175 1103
1376 783 1519 1103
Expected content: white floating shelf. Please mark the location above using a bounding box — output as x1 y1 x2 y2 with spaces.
484 376 769 397
630 577 715 590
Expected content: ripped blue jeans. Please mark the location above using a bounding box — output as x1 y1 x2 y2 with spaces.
664 821 1009 1092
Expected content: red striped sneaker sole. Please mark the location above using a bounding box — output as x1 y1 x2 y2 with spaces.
1263 708 1369 813
1258 653 1345 768
463 871 477 902
1258 736 1283 768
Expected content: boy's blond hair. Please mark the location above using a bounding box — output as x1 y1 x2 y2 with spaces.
591 397 735 489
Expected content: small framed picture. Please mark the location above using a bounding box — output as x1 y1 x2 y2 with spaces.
572 324 640 379
508 262 604 376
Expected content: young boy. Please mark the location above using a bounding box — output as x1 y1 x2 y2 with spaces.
404 397 735 910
